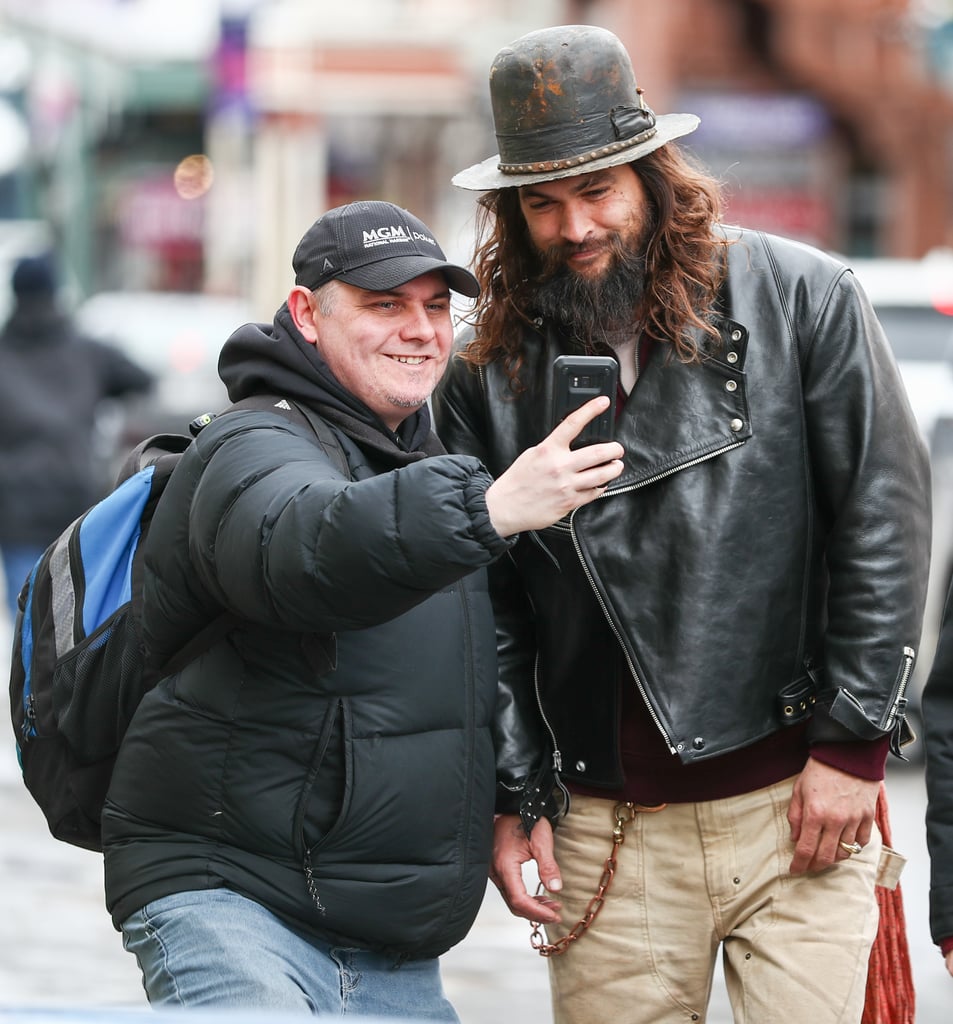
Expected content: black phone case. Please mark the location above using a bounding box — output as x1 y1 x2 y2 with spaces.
551 355 619 447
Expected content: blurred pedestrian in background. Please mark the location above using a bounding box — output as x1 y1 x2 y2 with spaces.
0 253 153 622
434 24 929 1024
923 580 953 978
101 200 622 1018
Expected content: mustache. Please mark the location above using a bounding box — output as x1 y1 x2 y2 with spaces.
538 234 625 276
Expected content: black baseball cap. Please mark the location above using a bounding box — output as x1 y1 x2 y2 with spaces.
292 200 480 298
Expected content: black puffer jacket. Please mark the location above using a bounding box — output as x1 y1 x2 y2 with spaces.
102 305 510 959
433 229 931 809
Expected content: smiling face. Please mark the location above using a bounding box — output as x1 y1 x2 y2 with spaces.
290 272 454 431
518 164 653 279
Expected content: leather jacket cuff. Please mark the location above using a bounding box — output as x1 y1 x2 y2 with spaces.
517 760 566 838
806 700 860 743
495 781 523 817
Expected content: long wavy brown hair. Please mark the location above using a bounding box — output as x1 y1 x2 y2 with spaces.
460 143 729 388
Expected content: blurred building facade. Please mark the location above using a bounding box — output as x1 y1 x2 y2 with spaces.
0 0 951 316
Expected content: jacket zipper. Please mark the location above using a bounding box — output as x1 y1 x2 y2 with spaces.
567 439 747 754
532 653 563 773
601 441 745 499
882 646 916 730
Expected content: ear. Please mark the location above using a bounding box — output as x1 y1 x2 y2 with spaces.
288 286 318 344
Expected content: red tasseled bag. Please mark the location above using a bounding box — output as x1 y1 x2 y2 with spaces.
861 783 916 1024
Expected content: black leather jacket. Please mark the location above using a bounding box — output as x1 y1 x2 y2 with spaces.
434 229 931 816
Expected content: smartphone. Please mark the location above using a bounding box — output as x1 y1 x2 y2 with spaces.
551 355 619 448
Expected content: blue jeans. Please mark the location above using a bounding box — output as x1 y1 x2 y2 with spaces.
1 544 43 624
120 888 459 1020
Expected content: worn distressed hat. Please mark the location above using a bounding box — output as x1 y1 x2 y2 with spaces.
453 25 700 191
293 200 480 298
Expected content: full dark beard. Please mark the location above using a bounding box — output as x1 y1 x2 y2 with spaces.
531 233 649 349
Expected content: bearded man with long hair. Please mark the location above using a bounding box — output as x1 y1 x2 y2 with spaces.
433 25 930 1024
465 143 725 381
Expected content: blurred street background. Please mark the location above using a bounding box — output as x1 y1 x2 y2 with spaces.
1 0 953 1020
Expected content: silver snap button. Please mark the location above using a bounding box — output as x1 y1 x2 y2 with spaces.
725 380 737 392
731 329 742 342
730 418 744 432
575 760 586 773
726 351 739 364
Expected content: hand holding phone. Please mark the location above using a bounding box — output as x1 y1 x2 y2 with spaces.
485 392 625 537
551 355 619 448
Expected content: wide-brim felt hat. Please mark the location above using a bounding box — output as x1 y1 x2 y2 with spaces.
453 25 700 191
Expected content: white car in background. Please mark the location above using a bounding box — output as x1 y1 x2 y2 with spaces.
76 289 257 445
75 290 257 495
848 251 953 756
847 252 953 445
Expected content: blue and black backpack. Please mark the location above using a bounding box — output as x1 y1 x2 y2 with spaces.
9 396 348 851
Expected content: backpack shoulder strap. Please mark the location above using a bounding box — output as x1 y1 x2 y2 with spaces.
221 395 350 478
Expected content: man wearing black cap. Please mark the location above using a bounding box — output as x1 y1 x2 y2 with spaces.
0 253 153 622
100 200 623 1018
433 25 930 1024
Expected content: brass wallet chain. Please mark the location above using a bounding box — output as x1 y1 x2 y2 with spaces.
530 800 666 957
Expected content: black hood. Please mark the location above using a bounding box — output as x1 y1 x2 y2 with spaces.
218 303 442 459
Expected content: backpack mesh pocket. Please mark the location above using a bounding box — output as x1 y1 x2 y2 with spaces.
51 605 150 763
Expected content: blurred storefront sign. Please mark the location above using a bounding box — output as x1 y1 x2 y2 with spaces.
252 44 470 117
116 174 206 291
117 175 205 248
682 91 838 247
683 91 831 148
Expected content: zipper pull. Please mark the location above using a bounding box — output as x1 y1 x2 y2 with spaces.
885 646 916 730
21 693 37 741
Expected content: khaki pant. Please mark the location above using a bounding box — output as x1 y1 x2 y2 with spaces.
546 778 880 1024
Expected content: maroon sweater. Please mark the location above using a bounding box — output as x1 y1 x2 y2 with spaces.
569 656 888 806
